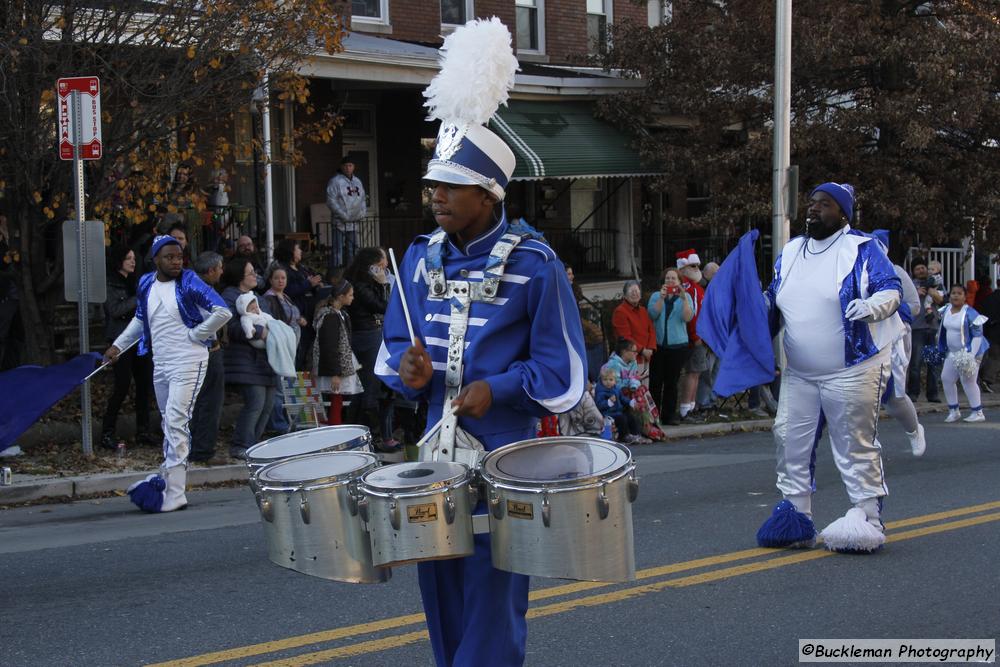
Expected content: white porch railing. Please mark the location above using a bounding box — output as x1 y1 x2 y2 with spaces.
905 246 969 290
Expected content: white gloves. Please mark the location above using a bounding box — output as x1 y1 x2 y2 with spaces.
845 298 874 321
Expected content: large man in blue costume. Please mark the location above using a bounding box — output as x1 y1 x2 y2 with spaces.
756 182 903 553
375 19 586 666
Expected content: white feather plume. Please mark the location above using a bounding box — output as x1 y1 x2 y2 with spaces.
423 17 519 126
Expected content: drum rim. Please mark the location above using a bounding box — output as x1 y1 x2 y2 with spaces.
254 450 379 489
359 461 471 496
246 425 371 463
479 436 632 489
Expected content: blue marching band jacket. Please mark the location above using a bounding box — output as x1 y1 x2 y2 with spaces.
133 269 228 355
375 217 586 452
937 304 991 356
765 228 903 368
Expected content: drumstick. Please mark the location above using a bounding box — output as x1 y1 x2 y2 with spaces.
388 248 418 347
86 339 139 381
415 403 457 449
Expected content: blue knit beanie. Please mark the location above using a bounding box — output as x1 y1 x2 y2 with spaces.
810 182 855 222
151 234 181 258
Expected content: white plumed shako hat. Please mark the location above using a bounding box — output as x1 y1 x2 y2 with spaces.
422 18 519 201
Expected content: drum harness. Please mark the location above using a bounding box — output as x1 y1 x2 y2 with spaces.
422 225 529 469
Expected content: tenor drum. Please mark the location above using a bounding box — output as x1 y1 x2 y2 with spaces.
254 451 390 584
246 425 372 494
480 437 638 582
357 461 477 568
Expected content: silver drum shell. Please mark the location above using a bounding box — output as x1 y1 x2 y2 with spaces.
246 425 372 496
482 443 637 583
358 469 476 568
256 459 390 584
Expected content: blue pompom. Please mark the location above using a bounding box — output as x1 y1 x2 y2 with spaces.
756 499 816 548
127 474 165 513
922 344 945 367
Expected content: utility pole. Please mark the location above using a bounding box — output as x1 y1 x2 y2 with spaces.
772 0 792 267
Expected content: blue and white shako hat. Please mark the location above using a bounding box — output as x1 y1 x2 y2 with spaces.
422 17 519 201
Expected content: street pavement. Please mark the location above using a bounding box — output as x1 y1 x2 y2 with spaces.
1 409 998 666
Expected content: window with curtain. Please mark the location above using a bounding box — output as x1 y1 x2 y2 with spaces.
441 0 470 25
352 0 384 20
587 0 608 54
516 0 542 52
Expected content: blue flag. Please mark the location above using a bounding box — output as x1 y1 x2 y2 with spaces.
696 230 776 396
0 353 102 452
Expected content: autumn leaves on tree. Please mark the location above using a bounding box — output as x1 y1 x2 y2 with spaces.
0 0 348 362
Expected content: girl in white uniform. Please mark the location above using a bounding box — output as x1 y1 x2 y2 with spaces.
939 285 989 423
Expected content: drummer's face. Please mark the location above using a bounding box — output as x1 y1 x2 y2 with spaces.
430 182 495 235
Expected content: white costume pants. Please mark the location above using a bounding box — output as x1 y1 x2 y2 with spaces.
774 352 889 508
153 360 208 468
884 326 919 433
941 354 982 409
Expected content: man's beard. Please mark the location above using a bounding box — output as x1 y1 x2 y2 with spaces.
805 216 843 240
683 268 703 284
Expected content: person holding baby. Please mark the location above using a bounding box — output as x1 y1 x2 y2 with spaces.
221 256 278 460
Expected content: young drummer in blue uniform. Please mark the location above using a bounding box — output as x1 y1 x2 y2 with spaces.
374 18 586 667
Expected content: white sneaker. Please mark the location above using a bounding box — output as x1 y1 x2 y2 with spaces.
945 409 962 423
907 424 926 457
963 410 986 423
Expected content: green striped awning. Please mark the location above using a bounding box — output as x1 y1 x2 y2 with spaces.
489 100 656 181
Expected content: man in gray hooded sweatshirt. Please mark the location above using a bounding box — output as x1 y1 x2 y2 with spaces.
326 155 367 268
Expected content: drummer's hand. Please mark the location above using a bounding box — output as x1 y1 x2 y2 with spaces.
400 340 433 389
452 380 493 419
103 345 121 365
331 376 342 393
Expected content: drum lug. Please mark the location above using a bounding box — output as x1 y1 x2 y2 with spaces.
389 498 401 531
542 493 551 528
347 483 359 516
627 470 639 503
299 492 311 525
444 492 456 525
597 483 610 520
357 496 369 523
468 481 479 507
260 497 274 523
489 488 504 520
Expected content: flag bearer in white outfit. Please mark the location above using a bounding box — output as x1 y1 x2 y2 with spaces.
756 182 903 553
104 236 232 512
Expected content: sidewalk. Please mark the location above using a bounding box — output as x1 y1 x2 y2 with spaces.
2 395 996 506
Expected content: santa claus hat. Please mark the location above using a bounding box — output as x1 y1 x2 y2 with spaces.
675 248 701 268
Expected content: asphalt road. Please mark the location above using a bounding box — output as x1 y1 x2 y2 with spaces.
2 410 998 667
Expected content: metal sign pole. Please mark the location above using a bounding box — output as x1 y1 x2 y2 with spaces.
72 90 94 458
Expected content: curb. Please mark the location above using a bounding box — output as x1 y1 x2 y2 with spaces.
2 397 995 505
0 464 248 505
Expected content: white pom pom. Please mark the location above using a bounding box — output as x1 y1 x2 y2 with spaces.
820 508 886 553
951 350 979 379
423 17 519 127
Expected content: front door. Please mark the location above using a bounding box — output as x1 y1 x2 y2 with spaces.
341 138 379 247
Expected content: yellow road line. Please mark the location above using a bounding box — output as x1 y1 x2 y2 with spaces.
148 549 772 667
883 499 1000 529
150 502 1000 667
252 632 431 667
248 512 1000 667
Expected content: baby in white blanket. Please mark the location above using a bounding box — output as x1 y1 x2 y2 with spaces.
235 292 272 349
